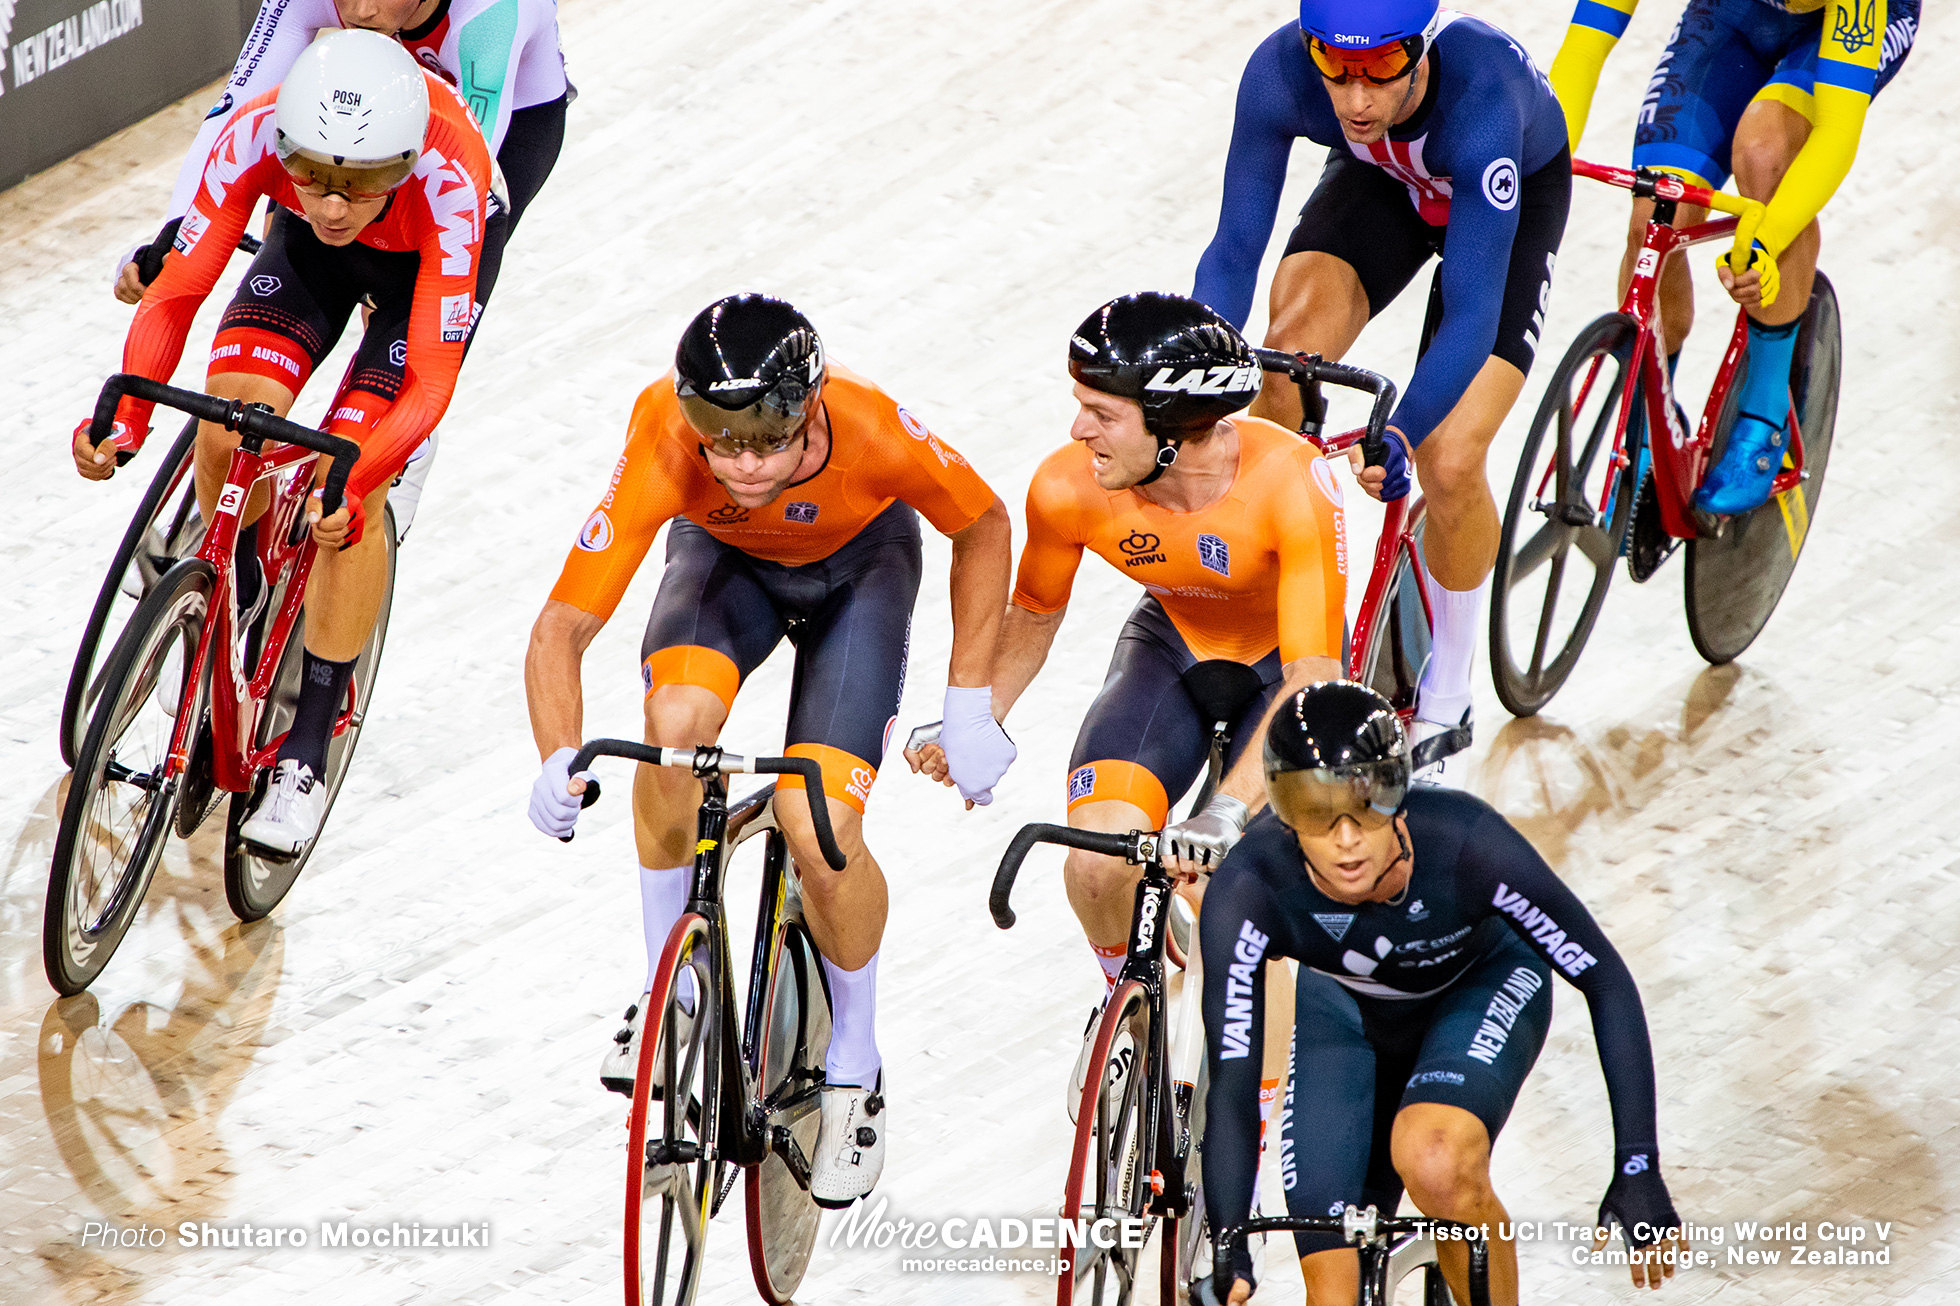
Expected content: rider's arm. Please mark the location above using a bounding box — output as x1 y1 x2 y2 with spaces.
1459 803 1662 1158
1388 92 1531 448
1752 0 1888 259
946 498 1013 688
1546 0 1640 152
162 0 325 221
526 600 605 757
1198 860 1284 1284
350 144 491 504
116 105 282 434
995 452 1092 717
1193 25 1312 329
988 604 1065 721
451 0 568 155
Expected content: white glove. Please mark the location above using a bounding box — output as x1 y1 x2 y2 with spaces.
1163 794 1251 871
937 686 1015 805
529 746 596 838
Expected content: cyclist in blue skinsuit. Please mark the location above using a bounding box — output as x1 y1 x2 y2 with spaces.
1198 683 1682 1305
1194 0 1570 784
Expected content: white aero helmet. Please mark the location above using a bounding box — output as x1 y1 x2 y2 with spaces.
275 29 430 198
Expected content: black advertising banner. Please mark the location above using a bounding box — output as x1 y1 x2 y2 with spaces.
0 0 258 192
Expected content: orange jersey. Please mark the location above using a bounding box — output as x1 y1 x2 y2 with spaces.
551 367 996 621
1012 419 1346 664
117 74 492 501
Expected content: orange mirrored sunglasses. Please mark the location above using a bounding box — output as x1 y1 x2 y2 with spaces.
1303 33 1423 85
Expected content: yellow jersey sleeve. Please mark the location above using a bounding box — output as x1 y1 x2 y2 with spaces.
1755 0 1886 256
1548 0 1641 152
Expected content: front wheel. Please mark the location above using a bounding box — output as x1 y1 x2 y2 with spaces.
1490 314 1641 717
223 506 397 921
744 908 832 1303
1684 274 1842 664
60 420 202 766
1059 980 1152 1305
627 914 719 1306
43 558 214 994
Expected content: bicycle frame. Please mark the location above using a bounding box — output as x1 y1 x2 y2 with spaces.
1565 160 1808 541
1310 425 1433 700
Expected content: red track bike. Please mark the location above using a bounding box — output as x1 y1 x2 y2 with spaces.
44 375 393 994
1489 161 1842 715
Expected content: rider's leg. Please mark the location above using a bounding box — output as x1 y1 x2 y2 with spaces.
1413 155 1567 758
1252 153 1442 431
1695 99 1816 514
1410 356 1525 737
1391 1103 1519 1306
774 792 887 1086
635 681 732 989
1284 969 1390 1306
1250 252 1371 431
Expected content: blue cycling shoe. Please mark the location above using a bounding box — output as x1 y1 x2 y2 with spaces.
1693 411 1786 516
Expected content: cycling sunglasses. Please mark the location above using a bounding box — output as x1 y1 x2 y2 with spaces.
1267 762 1407 835
282 158 409 203
1301 32 1425 85
700 422 808 459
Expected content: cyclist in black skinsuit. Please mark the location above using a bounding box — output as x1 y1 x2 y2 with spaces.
1198 682 1682 1305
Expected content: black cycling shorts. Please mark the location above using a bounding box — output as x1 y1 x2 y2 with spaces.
640 501 923 814
1277 934 1553 1255
1282 146 1571 375
1065 598 1283 829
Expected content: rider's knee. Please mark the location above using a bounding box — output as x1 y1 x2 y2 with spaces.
1413 436 1488 499
774 792 861 882
1394 1132 1490 1215
1062 848 1135 908
643 685 725 748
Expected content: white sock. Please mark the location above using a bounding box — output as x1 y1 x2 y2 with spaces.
1091 941 1127 993
639 865 691 996
1418 572 1490 726
821 952 881 1088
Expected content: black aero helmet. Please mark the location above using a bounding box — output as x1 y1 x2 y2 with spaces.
674 294 826 452
1264 681 1410 833
1067 292 1261 483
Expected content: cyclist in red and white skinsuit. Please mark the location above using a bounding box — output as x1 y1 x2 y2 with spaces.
71 30 493 855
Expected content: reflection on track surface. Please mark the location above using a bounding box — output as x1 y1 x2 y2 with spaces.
3 0 1958 1302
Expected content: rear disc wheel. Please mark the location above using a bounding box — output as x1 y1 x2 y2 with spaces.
1684 274 1842 663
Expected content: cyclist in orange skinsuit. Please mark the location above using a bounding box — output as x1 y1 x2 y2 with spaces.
527 294 1014 1208
913 292 1345 1130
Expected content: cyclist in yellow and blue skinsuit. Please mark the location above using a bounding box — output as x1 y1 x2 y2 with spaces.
1548 0 1917 514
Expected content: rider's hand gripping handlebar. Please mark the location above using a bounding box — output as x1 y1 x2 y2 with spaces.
990 824 1159 929
562 738 849 871
91 374 362 518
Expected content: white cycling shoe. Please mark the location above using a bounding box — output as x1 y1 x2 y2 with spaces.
239 760 325 856
811 1072 887 1209
600 974 699 1097
1067 1003 1135 1124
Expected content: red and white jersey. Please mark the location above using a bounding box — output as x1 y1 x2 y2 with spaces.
1346 134 1454 227
120 73 493 501
165 0 567 220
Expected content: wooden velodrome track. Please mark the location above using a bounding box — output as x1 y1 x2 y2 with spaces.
2 1 1955 1301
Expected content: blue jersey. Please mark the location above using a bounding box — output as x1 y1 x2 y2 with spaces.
1193 13 1569 446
